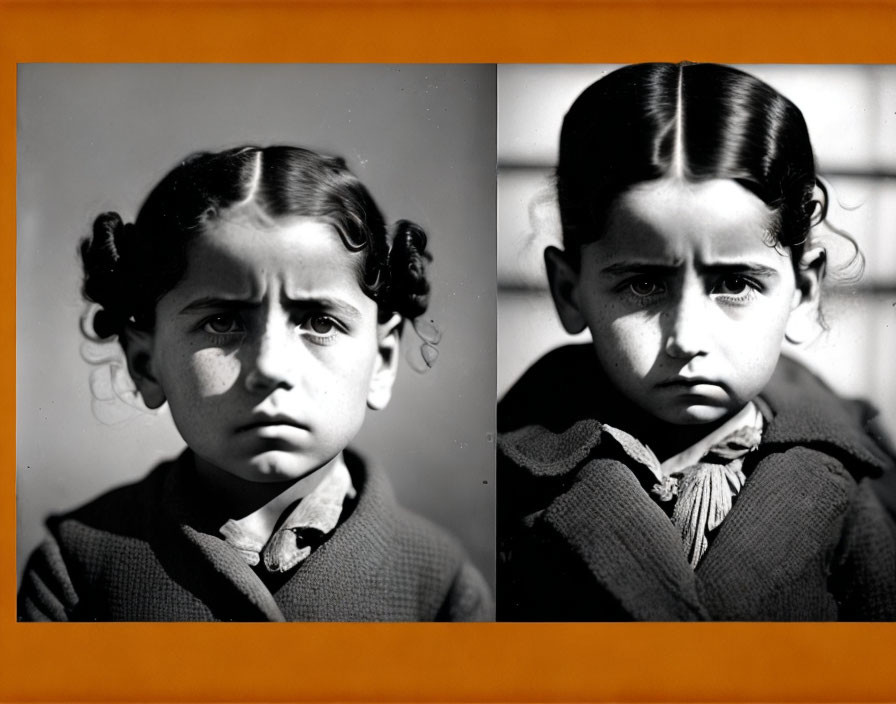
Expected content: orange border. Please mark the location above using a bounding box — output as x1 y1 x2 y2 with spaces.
4 2 896 702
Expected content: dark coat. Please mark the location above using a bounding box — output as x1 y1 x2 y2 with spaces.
497 344 896 621
19 449 493 622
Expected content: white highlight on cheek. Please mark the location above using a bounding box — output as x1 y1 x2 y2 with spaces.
191 349 242 397
607 315 661 372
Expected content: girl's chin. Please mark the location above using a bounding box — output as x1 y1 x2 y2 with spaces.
659 404 736 426
216 451 328 484
244 458 322 483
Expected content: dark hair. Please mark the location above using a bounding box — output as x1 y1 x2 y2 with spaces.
80 145 431 339
557 62 828 268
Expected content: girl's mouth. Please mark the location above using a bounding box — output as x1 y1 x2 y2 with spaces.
656 377 731 402
657 376 726 389
236 415 308 433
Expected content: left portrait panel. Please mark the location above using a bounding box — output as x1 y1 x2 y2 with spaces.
16 64 496 621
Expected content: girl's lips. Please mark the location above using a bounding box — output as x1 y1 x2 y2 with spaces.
657 377 725 389
236 416 308 432
656 378 731 403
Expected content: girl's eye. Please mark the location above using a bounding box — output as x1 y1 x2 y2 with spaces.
628 278 665 297
714 275 751 296
302 314 340 336
202 314 243 335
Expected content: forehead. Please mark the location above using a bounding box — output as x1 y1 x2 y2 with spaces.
174 213 365 299
591 178 782 264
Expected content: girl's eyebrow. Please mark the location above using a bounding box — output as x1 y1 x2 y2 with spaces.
178 297 249 315
285 296 362 321
601 261 781 277
601 262 679 276
177 295 363 320
699 262 781 278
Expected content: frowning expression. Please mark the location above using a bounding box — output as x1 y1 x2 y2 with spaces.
564 178 805 426
134 211 397 483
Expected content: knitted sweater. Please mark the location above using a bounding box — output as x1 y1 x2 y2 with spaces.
497 344 896 621
19 449 493 622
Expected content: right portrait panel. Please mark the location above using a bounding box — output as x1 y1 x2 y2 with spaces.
496 63 896 621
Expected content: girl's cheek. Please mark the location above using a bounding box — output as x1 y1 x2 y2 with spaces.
190 350 242 396
608 317 660 371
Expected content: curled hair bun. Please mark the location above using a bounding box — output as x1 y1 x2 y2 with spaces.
80 211 133 339
387 220 432 320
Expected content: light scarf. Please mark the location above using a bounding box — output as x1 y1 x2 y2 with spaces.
601 403 764 568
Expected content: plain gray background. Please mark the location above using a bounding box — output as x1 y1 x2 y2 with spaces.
16 64 496 591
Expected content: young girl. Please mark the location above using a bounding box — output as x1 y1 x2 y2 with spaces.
19 145 493 622
497 63 896 621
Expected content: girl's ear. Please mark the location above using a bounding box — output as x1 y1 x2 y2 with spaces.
121 325 166 409
544 245 587 334
785 246 826 345
367 313 402 411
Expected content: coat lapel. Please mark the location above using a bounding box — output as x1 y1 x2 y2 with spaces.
152 453 286 622
541 458 709 620
695 447 852 619
522 431 860 621
501 414 709 620
262 452 408 622
174 525 287 622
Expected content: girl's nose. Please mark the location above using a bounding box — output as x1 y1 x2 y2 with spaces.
663 286 710 359
244 323 297 394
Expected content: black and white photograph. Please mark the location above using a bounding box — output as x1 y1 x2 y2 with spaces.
7 2 896 700
497 63 896 621
16 63 496 621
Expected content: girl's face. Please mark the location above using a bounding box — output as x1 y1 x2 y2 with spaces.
126 211 399 483
549 178 820 427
